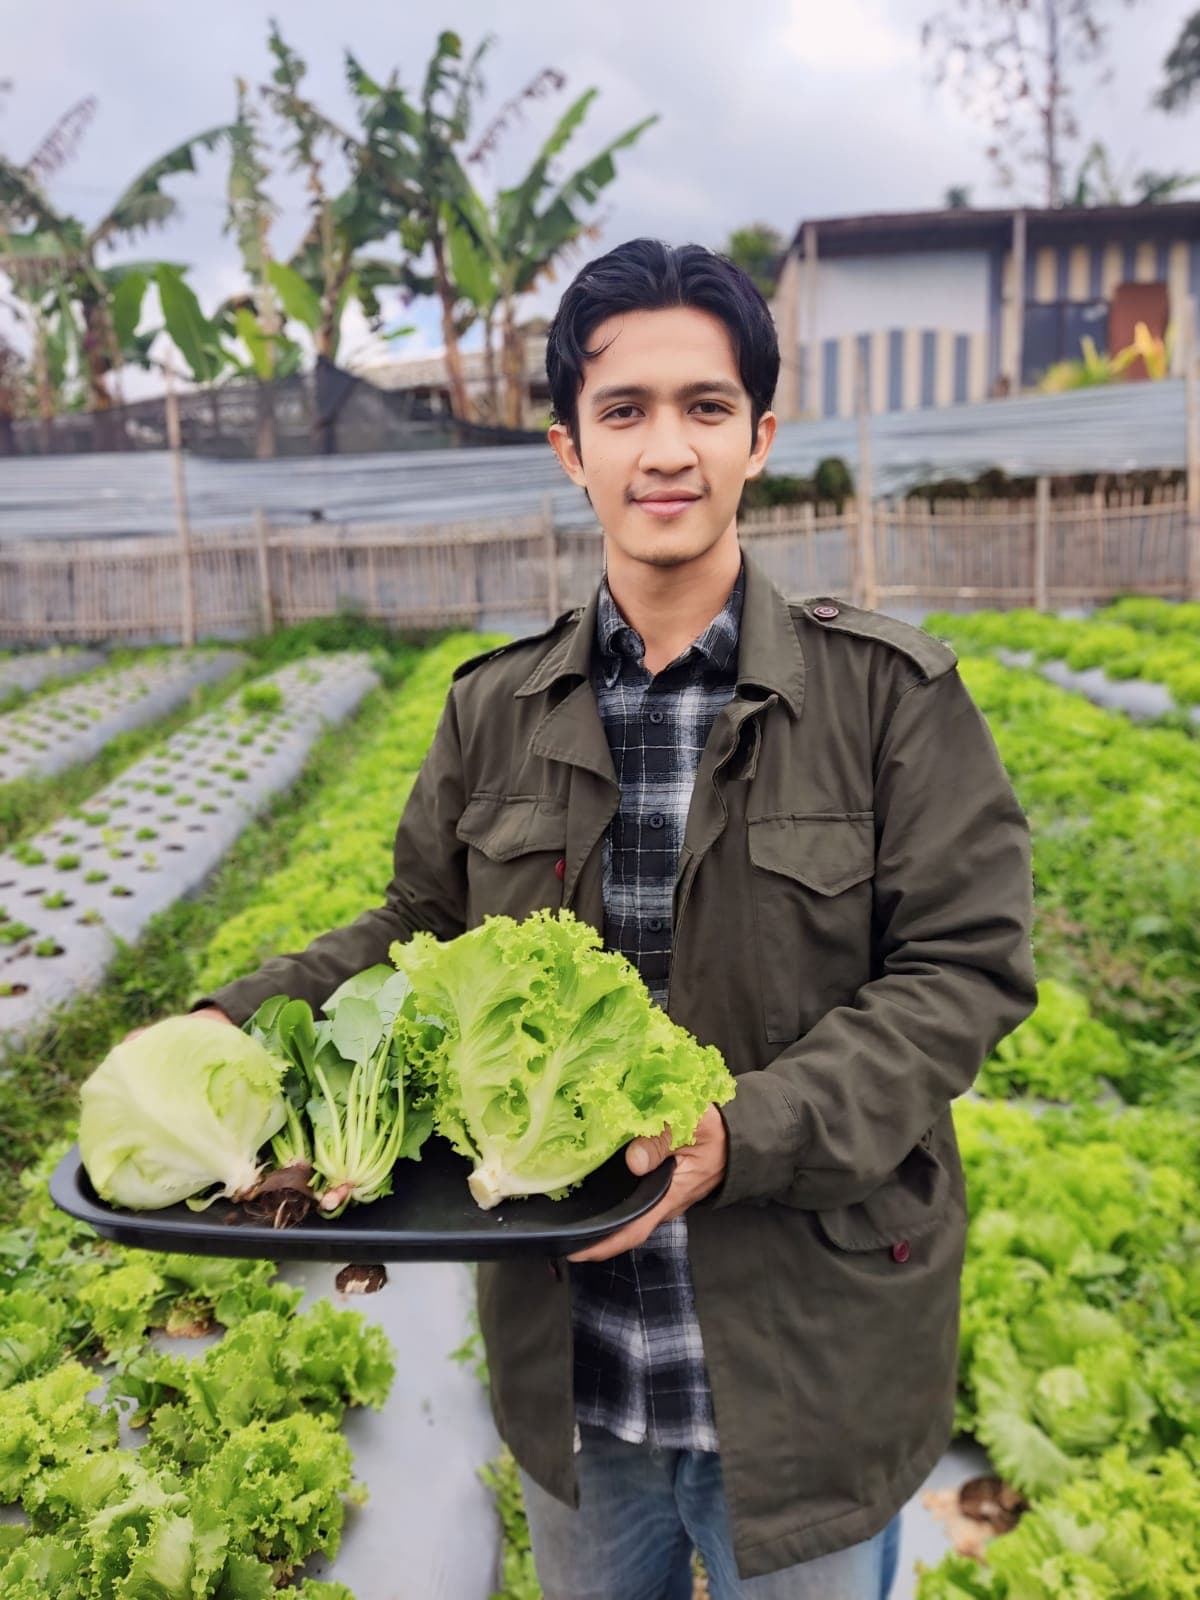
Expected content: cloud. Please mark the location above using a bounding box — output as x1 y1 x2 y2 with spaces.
777 0 917 72
2 0 1194 398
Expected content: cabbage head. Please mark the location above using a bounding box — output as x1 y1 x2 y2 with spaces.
79 1015 288 1210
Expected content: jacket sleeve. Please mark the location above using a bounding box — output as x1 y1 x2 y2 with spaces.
192 690 470 1026
705 665 1037 1212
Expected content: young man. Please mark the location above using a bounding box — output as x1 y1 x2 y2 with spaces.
187 240 1036 1598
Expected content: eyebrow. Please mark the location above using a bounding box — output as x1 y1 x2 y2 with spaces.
588 379 744 410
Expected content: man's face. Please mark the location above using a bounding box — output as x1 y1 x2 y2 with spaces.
548 305 776 572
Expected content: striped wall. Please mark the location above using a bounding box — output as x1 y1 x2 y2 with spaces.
813 328 988 418
994 237 1200 383
787 229 1200 419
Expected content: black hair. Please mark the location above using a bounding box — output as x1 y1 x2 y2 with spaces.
545 237 780 452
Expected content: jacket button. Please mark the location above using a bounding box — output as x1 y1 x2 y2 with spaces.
555 857 566 881
891 1240 910 1263
813 603 840 620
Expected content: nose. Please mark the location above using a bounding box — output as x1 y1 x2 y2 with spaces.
637 410 699 476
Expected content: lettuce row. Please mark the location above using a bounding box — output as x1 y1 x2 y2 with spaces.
196 631 508 997
954 655 1200 1058
927 605 1200 706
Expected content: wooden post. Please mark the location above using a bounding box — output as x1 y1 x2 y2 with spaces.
253 507 275 635
1034 476 1050 610
1010 211 1027 395
164 363 196 647
1184 295 1200 601
543 493 560 623
804 223 820 419
854 349 879 611
771 250 802 420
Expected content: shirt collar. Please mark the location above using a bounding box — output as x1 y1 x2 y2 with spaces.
595 562 745 687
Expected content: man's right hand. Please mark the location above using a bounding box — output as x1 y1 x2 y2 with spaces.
121 1005 235 1046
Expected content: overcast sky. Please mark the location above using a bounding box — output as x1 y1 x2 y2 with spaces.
2 0 1196 389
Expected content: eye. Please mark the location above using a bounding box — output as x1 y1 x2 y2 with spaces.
602 405 640 421
693 401 729 415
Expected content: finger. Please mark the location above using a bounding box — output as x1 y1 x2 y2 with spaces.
626 1122 673 1176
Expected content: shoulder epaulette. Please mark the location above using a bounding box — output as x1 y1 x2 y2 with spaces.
451 607 585 683
792 597 958 681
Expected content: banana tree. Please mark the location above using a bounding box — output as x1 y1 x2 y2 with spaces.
0 123 231 412
260 22 401 368
450 87 658 427
344 30 494 420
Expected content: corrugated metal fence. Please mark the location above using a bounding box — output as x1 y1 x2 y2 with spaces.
0 380 1197 545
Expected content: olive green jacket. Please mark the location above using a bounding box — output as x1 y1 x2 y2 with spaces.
204 548 1036 1579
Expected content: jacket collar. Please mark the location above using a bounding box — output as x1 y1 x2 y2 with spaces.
515 544 805 716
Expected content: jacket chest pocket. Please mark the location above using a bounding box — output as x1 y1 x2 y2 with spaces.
456 794 567 928
746 812 875 1042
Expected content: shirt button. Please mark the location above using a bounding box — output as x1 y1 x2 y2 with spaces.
648 812 666 829
891 1240 910 1263
648 708 665 724
646 917 664 932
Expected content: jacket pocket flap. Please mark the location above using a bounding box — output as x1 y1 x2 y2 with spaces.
747 814 875 895
816 1143 950 1251
456 795 567 862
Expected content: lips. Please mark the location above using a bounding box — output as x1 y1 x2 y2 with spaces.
634 492 701 519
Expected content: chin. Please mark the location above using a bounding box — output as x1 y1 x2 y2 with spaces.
616 524 726 570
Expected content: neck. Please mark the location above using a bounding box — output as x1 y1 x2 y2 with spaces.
604 525 742 676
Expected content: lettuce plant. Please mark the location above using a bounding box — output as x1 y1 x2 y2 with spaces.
390 909 737 1209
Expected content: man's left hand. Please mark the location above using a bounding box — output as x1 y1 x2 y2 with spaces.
564 1103 728 1263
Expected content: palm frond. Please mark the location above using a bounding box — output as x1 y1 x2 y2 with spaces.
91 124 233 248
25 97 98 183
0 159 72 236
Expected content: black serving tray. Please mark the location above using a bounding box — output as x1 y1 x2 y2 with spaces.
49 1141 674 1263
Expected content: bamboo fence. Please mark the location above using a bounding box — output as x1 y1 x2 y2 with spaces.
0 485 1195 645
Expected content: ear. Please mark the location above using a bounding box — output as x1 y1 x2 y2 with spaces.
744 410 777 482
548 421 587 490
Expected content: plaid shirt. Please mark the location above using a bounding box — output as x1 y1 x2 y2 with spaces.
569 561 745 1452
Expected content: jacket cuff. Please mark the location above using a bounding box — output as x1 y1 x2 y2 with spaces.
186 984 259 1029
703 1071 803 1209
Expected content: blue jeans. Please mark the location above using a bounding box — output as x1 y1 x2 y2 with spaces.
518 1424 903 1599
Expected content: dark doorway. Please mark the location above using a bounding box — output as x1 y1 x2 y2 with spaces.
1108 281 1169 379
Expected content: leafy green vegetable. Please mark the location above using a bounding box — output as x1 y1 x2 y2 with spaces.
0 1361 119 1502
194 1412 359 1577
78 1015 289 1211
977 979 1130 1101
195 633 507 996
245 967 433 1218
390 909 737 1208
953 1097 1200 1491
915 1446 1200 1598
